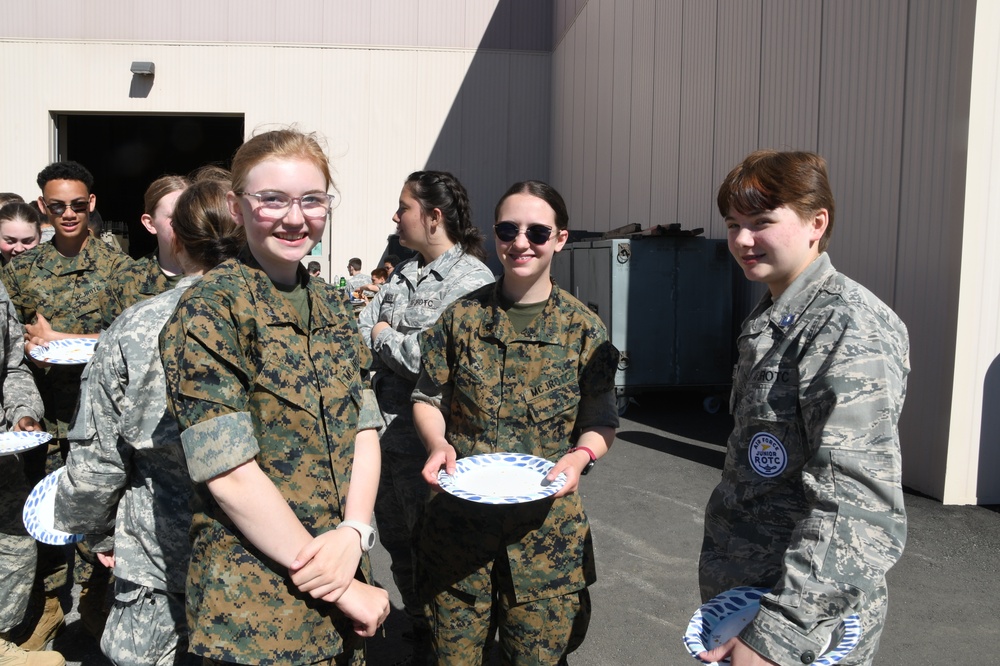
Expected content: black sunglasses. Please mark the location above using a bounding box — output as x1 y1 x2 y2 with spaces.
45 199 90 216
493 222 555 244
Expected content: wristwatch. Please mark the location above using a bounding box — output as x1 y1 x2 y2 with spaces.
337 520 377 552
568 446 597 475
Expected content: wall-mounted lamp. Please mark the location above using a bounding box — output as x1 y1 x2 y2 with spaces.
130 61 155 76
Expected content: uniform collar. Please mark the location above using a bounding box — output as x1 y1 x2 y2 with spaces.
395 243 469 287
478 277 564 344
39 234 105 275
236 250 344 333
750 253 837 332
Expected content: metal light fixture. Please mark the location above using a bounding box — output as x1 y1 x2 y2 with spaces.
130 61 155 75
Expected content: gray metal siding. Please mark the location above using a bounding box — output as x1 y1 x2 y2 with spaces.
550 0 979 500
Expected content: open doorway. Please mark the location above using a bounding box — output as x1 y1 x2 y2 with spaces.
57 114 244 258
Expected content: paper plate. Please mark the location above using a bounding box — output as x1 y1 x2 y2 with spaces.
437 452 567 504
0 431 52 457
29 337 97 365
683 586 861 665
22 468 85 545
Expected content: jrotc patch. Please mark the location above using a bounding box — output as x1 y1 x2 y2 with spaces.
748 432 787 477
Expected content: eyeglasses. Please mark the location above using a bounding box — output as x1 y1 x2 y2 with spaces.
493 222 555 244
237 191 335 220
45 200 90 216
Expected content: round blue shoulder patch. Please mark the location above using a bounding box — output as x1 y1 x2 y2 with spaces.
748 432 787 477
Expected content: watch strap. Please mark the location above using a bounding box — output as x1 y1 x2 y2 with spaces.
337 519 377 552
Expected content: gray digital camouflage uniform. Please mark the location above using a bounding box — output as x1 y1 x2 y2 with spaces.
54 277 201 666
412 280 619 664
99 252 176 327
0 281 44 634
356 244 493 629
700 254 909 666
160 254 383 666
1 237 133 598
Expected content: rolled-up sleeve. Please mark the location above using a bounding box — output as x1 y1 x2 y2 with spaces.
160 293 259 483
180 412 260 483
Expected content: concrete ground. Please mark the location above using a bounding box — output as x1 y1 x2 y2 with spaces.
54 390 1000 665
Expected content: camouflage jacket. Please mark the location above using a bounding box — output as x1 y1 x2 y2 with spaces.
357 243 494 453
99 252 175 327
54 277 200 594
699 254 909 664
413 280 619 603
0 238 133 437
0 281 43 580
160 254 382 665
0 280 43 430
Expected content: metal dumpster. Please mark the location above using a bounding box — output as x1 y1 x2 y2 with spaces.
553 235 733 413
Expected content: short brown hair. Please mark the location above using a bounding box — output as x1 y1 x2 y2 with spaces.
717 150 836 252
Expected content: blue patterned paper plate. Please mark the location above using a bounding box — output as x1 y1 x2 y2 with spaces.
0 431 52 457
22 468 84 546
28 337 97 365
683 586 861 665
437 453 567 504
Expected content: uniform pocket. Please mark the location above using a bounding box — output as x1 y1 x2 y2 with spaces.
820 449 904 586
453 363 498 416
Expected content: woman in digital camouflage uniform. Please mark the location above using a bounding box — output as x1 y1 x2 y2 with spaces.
54 177 243 666
413 181 620 665
697 151 908 666
160 129 389 665
357 170 494 653
98 174 190 327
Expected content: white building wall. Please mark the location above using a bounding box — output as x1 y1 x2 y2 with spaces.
946 0 1000 505
551 0 984 503
0 0 552 281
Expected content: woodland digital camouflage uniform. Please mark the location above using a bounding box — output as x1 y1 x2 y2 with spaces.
0 282 44 633
54 277 202 666
0 237 133 440
99 252 176 327
412 280 619 664
160 254 382 666
356 243 493 629
700 254 909 666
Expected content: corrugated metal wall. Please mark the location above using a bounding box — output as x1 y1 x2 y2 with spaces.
0 0 552 282
550 0 979 501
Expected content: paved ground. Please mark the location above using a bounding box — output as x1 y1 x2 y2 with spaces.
53 390 1000 665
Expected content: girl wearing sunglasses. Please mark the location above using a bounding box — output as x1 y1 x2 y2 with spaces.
357 170 494 655
413 180 620 664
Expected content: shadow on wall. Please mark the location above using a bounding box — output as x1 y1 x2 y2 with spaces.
422 0 553 274
978 354 1000 505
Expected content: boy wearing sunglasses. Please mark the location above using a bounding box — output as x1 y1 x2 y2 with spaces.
0 160 133 648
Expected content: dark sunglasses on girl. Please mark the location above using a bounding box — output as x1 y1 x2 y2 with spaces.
493 222 554 244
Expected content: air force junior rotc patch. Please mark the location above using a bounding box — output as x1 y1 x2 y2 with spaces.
748 432 787 477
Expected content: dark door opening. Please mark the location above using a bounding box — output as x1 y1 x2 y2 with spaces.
60 114 244 258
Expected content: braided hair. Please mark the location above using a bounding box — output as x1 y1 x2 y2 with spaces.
404 170 486 261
